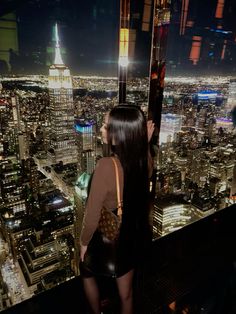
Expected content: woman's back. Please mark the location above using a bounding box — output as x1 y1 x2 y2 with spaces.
80 157 124 246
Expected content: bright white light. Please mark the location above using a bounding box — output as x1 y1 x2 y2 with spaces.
119 56 129 67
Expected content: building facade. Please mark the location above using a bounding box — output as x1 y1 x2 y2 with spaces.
48 24 77 165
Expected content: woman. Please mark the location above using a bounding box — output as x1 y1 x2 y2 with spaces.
80 105 153 314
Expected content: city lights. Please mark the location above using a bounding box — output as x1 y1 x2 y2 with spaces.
0 0 236 311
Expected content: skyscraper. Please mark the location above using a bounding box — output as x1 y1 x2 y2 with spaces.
0 94 26 215
75 119 96 176
48 24 77 165
73 118 97 274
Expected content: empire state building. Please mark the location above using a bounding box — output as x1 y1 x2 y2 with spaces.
48 24 77 165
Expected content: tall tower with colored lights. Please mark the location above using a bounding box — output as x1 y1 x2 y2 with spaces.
73 118 97 275
48 24 77 165
75 119 97 176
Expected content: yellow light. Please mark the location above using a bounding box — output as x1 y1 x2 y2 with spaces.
119 28 129 67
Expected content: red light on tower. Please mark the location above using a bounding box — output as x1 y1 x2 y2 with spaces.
215 0 225 19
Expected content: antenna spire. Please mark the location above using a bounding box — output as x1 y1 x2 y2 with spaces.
54 23 64 65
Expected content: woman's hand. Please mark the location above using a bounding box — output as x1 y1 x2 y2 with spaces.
147 120 155 143
80 244 88 262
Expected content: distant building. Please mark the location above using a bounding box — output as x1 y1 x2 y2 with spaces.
73 118 97 274
0 158 26 215
19 238 61 287
193 90 223 107
159 113 183 144
22 158 40 196
48 24 77 165
191 192 215 216
75 119 96 175
153 195 198 237
209 176 221 196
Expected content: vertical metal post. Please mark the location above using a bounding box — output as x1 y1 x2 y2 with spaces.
118 0 130 104
148 0 171 199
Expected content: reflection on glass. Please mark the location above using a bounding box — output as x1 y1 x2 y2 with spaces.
0 0 235 310
0 1 119 311
152 0 236 239
125 0 153 113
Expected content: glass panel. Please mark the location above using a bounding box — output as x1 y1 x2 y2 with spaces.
151 0 236 239
0 1 119 311
117 0 153 112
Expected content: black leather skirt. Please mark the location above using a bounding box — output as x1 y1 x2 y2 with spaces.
79 230 134 278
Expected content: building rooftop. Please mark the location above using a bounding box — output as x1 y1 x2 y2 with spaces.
154 194 189 208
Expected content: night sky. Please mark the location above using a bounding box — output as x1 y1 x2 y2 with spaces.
14 0 120 75
1 0 236 76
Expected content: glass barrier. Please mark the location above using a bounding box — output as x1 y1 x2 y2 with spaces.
150 0 236 239
0 1 120 310
0 0 236 311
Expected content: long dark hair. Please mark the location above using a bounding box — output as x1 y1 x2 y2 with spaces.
107 105 150 250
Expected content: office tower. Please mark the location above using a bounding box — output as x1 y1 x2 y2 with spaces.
0 94 27 160
153 195 198 237
11 96 28 160
0 110 27 255
19 238 62 286
19 92 49 155
0 95 26 215
159 113 183 144
48 24 77 165
22 158 40 197
0 158 26 214
73 119 96 274
75 119 96 175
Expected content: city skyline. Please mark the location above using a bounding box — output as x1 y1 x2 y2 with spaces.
0 0 236 312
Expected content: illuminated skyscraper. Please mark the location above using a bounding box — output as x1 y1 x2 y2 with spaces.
159 113 183 144
153 195 198 237
0 94 26 215
73 119 97 275
75 119 96 176
48 24 77 165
